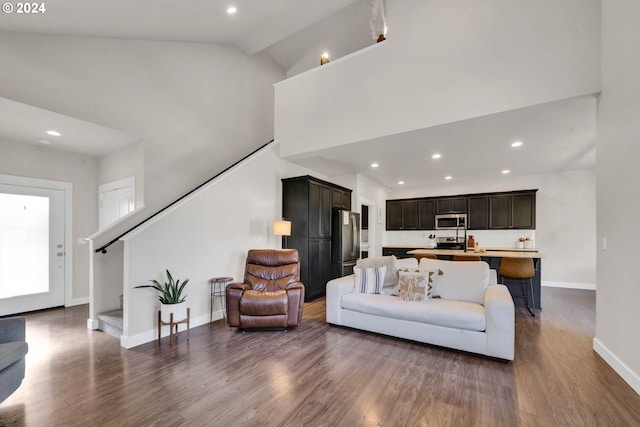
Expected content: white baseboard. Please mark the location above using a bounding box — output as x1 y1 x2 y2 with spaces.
69 297 90 306
542 281 596 290
87 318 99 330
119 311 223 349
593 338 640 396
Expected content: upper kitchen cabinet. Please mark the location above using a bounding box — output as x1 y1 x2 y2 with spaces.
418 200 436 229
467 196 489 230
436 197 467 214
386 200 418 230
332 188 352 210
489 191 536 229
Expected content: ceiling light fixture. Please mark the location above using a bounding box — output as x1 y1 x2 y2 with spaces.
511 141 523 147
46 130 61 136
502 169 511 174
226 6 237 14
398 181 404 185
445 176 452 180
320 52 330 65
432 153 441 159
370 163 379 168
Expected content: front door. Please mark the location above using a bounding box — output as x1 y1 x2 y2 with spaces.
0 183 65 315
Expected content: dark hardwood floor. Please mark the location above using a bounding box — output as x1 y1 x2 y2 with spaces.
1 288 639 426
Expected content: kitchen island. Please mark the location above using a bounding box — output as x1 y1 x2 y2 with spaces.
401 248 543 310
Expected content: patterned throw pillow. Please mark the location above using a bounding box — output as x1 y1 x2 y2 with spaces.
353 266 387 294
397 269 443 301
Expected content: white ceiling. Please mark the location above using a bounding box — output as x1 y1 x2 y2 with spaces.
0 0 360 55
287 95 597 190
0 97 139 156
0 1 597 188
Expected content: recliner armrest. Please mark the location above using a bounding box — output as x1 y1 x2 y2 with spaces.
0 317 26 343
227 282 251 291
285 281 304 291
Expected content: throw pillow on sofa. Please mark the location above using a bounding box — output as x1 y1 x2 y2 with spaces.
353 266 387 294
397 269 442 301
355 256 397 288
419 258 489 305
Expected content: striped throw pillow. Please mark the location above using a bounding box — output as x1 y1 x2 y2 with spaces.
353 266 387 294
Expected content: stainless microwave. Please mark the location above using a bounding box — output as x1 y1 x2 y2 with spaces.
435 213 467 230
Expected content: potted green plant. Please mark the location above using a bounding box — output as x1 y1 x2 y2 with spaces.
135 269 189 322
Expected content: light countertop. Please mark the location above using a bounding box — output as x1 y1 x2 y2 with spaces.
407 248 543 259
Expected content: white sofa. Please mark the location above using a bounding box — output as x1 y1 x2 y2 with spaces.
326 257 515 360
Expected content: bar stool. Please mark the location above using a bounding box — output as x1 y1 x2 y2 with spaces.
499 257 536 317
414 254 437 262
453 255 482 261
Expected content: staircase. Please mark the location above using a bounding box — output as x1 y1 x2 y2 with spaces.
97 309 123 339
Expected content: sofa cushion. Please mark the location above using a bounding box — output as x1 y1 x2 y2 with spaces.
419 258 489 305
356 256 397 288
0 341 28 371
354 266 387 294
341 293 486 332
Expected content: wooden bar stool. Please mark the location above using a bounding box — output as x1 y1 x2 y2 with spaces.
453 255 482 261
414 254 437 261
499 257 536 316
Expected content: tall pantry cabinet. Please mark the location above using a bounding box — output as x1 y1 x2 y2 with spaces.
282 176 352 301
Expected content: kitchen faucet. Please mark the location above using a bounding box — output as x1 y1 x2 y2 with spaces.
455 223 468 252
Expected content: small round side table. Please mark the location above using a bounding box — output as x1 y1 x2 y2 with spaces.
209 276 233 324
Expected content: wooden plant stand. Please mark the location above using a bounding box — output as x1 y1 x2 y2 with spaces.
157 308 190 346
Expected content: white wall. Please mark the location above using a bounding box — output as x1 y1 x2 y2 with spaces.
98 142 145 208
275 0 601 159
0 139 97 301
388 169 596 287
0 32 284 230
356 174 389 257
594 0 640 395
120 145 327 347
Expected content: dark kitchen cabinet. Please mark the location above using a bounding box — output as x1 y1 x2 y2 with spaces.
382 247 415 259
489 192 536 229
436 197 467 214
386 189 536 232
489 195 511 229
511 192 536 229
418 200 436 229
282 176 353 301
468 196 489 230
386 200 418 230
332 188 352 210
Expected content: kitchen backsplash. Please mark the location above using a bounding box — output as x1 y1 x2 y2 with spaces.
384 229 536 249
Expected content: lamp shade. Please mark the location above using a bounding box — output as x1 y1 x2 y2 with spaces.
273 220 292 236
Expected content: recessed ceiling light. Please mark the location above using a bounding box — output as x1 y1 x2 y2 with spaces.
432 153 441 159
38 139 52 145
398 181 404 185
371 163 379 168
226 6 237 14
46 130 61 136
511 141 523 147
502 169 511 174
445 176 452 180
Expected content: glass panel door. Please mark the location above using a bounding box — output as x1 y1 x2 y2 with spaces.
0 184 65 315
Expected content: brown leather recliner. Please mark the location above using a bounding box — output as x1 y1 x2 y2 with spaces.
226 249 305 330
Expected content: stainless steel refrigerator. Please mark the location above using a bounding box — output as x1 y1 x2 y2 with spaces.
331 210 360 278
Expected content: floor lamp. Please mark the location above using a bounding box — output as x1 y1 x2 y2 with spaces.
273 220 292 248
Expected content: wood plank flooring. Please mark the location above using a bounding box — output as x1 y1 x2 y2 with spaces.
1 288 639 426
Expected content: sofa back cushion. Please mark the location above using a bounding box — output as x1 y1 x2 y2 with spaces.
356 256 401 288
419 258 489 305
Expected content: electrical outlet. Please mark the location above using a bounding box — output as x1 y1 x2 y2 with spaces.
602 237 607 250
